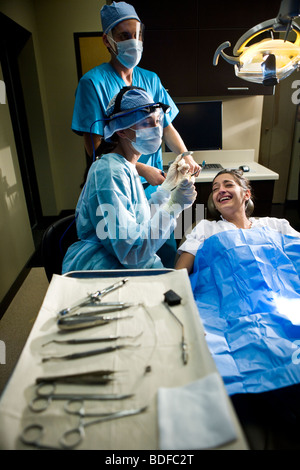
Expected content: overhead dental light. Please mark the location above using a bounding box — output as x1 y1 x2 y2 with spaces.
213 0 300 86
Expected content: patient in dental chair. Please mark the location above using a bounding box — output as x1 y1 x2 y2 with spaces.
176 169 300 449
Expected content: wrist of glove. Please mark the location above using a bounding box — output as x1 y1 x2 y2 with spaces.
163 178 197 218
163 201 184 218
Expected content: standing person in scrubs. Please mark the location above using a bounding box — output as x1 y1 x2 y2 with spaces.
63 87 197 273
71 1 200 266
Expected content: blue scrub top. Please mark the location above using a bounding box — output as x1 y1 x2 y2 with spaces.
72 63 178 185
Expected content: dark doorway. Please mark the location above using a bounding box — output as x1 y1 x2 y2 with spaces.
0 12 42 228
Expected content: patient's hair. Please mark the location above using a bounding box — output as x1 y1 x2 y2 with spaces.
213 169 252 194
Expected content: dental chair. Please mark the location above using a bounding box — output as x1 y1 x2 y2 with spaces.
175 193 255 264
41 214 78 282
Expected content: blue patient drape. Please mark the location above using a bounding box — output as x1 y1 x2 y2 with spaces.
190 226 300 395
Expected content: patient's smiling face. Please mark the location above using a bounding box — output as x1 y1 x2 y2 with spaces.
212 173 250 216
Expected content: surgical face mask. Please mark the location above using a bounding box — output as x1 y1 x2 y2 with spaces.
108 36 143 69
129 125 163 155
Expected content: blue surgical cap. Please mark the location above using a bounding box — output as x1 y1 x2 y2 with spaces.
101 2 141 34
104 88 156 141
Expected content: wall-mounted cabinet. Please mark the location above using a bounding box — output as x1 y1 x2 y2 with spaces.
197 1 281 30
132 1 199 30
142 29 198 96
130 0 282 97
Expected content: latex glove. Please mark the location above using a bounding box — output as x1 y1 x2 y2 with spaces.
164 178 197 217
161 153 190 192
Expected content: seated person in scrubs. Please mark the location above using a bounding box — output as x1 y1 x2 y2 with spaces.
176 169 300 449
62 87 196 273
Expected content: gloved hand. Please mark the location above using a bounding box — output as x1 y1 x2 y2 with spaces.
160 153 190 192
164 178 197 217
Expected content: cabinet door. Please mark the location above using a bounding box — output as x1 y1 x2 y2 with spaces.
130 0 282 97
140 29 198 96
198 0 282 29
129 0 198 29
251 180 275 216
197 29 274 96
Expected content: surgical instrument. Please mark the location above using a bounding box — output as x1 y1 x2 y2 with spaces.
20 423 63 450
60 405 148 449
170 157 205 191
57 313 133 331
190 161 206 177
36 370 116 386
20 405 146 449
42 331 142 347
163 290 188 365
57 278 129 317
60 301 136 318
29 382 134 413
64 399 119 418
42 343 140 362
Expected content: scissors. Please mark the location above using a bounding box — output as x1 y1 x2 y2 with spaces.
60 402 148 449
29 382 134 413
20 423 62 450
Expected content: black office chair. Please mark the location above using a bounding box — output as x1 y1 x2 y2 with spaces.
41 214 78 282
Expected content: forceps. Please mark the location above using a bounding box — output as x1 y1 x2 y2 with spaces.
60 402 148 449
57 278 129 317
36 369 117 386
29 382 134 413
